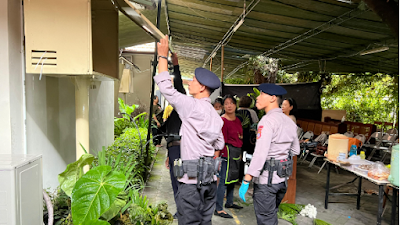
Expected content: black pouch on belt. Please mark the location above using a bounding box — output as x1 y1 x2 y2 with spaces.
183 160 198 178
202 157 215 184
276 159 293 178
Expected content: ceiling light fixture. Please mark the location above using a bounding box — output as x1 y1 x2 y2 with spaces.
336 0 352 4
359 46 389 56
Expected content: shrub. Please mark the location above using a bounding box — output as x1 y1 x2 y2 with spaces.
106 127 156 188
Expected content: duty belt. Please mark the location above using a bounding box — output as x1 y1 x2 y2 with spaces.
173 156 221 189
260 149 293 187
167 140 181 148
166 135 181 145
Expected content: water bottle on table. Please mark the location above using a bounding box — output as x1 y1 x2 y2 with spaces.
349 144 357 157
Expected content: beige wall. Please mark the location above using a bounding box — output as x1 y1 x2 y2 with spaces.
26 75 115 190
0 0 25 154
25 75 77 189
118 53 154 114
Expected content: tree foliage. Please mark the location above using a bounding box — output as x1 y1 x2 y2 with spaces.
321 74 399 125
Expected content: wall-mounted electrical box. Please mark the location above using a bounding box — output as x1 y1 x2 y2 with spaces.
24 0 118 80
0 155 43 225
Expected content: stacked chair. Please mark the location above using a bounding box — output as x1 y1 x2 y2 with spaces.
299 131 329 169
298 131 314 163
361 129 398 162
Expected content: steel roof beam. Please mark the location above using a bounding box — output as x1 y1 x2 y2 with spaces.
225 7 370 78
202 0 261 67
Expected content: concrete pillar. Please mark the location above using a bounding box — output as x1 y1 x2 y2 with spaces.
75 78 90 159
0 0 25 154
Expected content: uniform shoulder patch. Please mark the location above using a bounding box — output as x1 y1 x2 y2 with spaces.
257 126 264 139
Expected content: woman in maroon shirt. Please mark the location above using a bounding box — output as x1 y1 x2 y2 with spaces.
215 95 243 218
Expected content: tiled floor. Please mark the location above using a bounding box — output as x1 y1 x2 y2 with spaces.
143 145 397 225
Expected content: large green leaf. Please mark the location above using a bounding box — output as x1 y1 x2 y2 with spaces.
118 98 126 114
71 166 126 225
58 154 95 197
81 219 111 225
100 198 126 221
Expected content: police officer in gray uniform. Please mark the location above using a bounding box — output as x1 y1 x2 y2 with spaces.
239 83 300 225
155 35 225 225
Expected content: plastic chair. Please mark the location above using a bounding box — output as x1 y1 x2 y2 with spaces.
362 132 387 160
361 132 383 149
301 131 314 141
380 134 398 162
354 134 366 145
386 128 398 135
343 131 354 138
308 134 328 169
314 132 328 143
299 131 315 164
297 127 304 139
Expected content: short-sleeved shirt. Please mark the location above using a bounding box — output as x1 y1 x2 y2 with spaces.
246 108 300 184
221 117 243 157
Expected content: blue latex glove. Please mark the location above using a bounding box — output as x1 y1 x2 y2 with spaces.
239 182 249 202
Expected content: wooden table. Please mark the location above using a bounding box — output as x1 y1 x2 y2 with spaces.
324 159 390 225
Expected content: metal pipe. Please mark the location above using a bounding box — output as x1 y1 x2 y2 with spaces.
221 45 224 82
145 0 162 164
203 0 260 67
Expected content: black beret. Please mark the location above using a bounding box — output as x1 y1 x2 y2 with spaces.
194 68 221 89
258 83 287 96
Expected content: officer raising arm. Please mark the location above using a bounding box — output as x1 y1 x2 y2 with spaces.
239 83 300 225
155 35 225 225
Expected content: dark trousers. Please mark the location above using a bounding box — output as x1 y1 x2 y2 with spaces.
151 127 162 145
216 159 234 211
167 145 181 204
253 182 287 225
176 182 217 225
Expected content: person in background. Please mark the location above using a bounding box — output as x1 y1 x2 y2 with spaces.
163 104 174 122
237 96 259 154
161 53 185 219
237 95 260 182
281 97 297 124
213 97 223 115
239 83 300 225
215 95 243 219
152 95 163 147
238 96 259 125
155 35 224 224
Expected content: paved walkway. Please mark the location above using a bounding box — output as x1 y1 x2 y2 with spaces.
144 145 397 225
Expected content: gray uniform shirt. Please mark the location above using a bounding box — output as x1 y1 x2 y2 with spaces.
247 108 300 184
154 71 225 184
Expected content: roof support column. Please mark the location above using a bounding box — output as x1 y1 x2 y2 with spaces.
221 45 224 82
75 78 90 161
